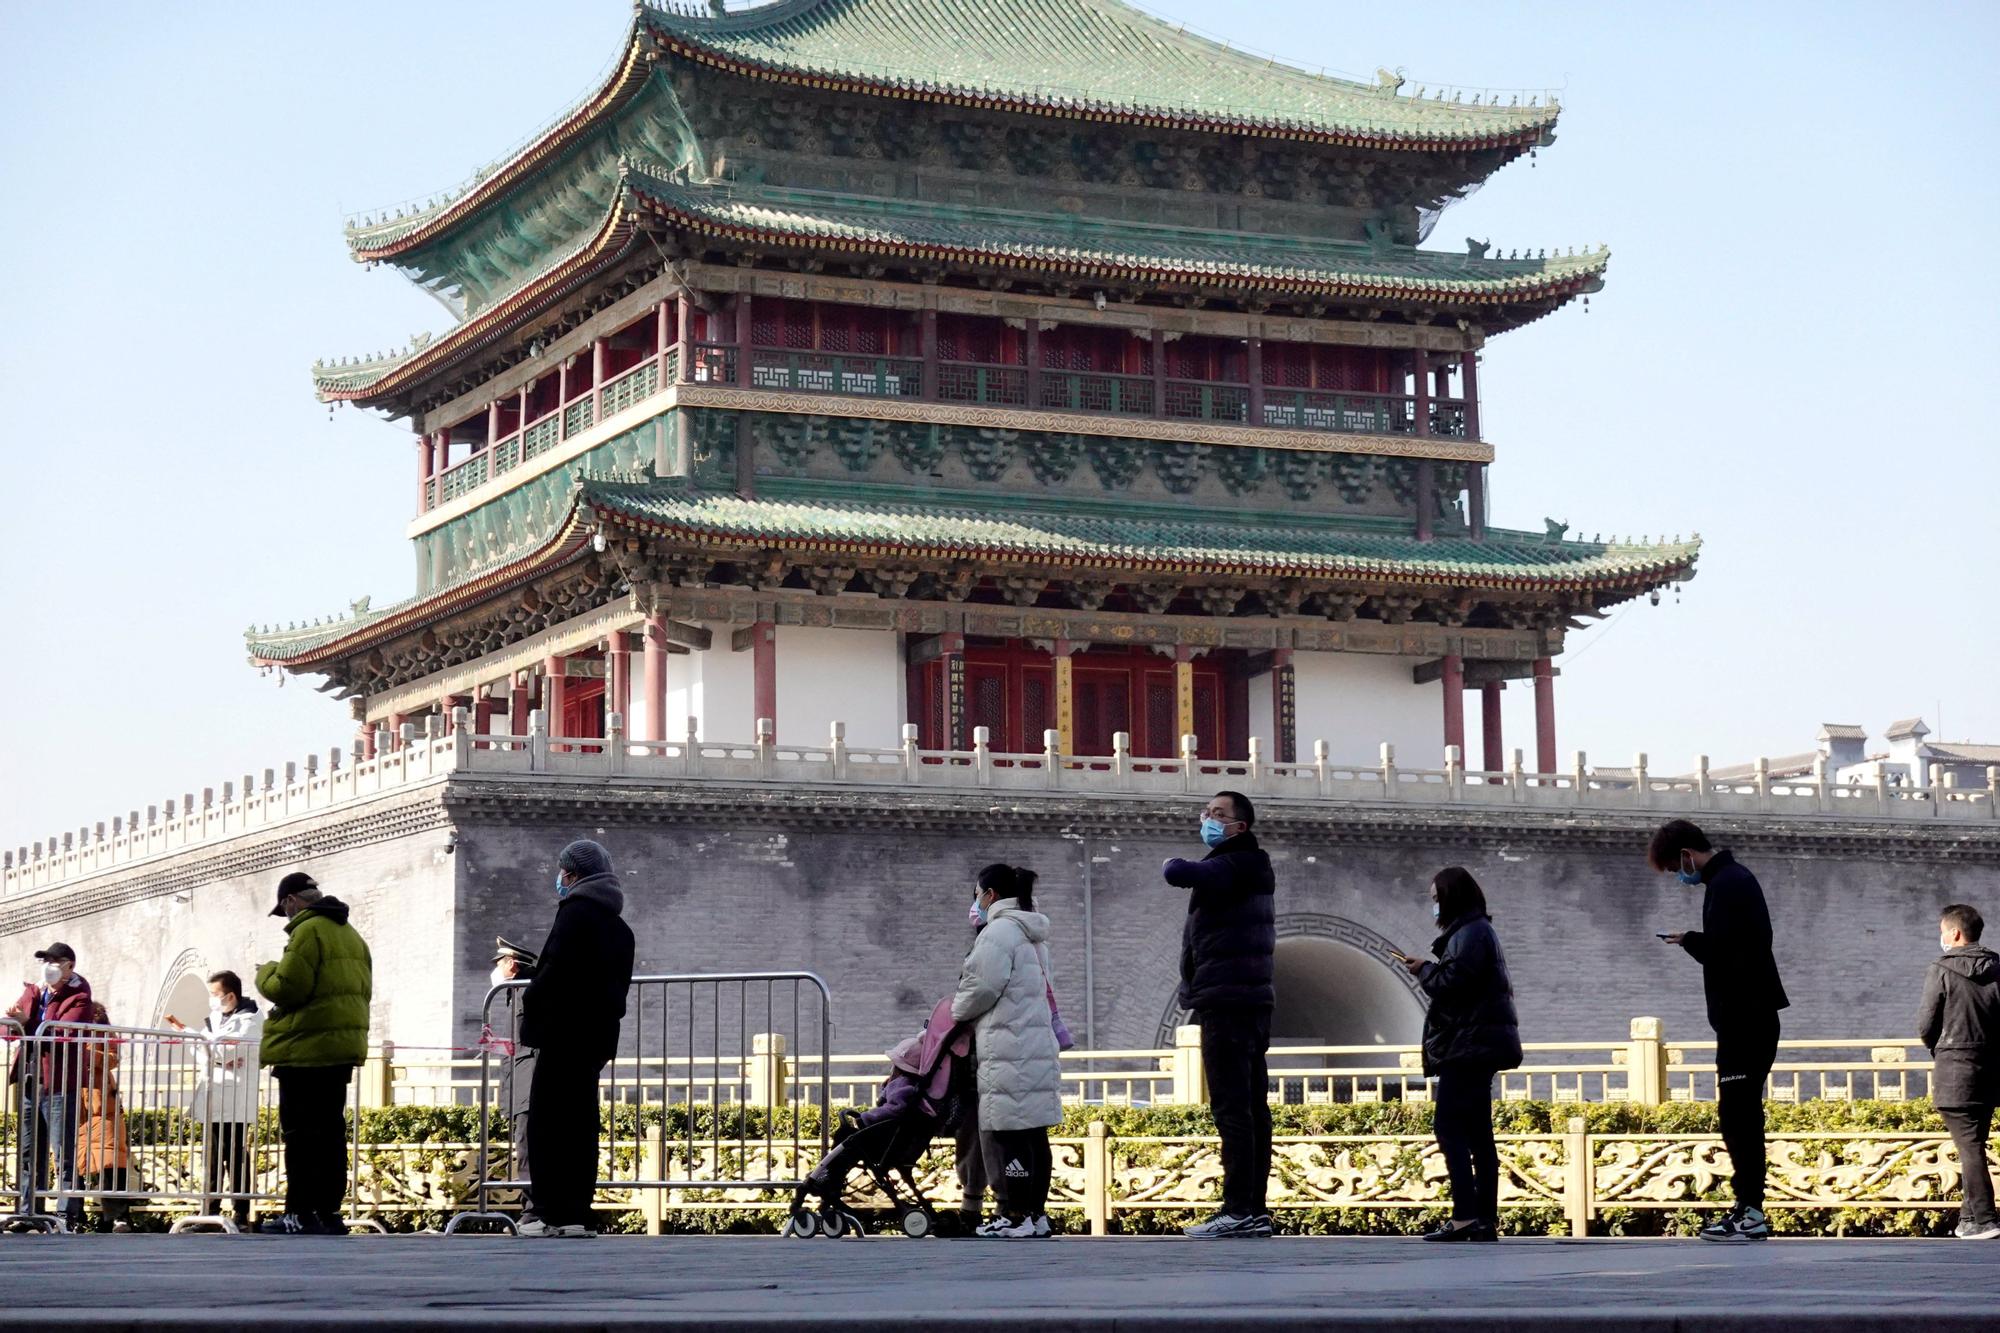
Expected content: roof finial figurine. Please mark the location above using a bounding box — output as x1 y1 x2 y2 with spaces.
1465 237 1491 259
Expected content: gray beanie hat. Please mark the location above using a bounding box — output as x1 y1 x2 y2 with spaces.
557 839 612 878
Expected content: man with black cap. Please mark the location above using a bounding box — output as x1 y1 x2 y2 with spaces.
488 936 542 1232
520 840 635 1238
7 942 93 1229
255 871 373 1235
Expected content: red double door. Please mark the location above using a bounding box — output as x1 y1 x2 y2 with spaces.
911 643 1233 759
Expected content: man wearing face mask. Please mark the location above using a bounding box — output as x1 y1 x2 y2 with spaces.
167 970 264 1230
1162 791 1276 1240
255 871 374 1235
520 840 635 1238
6 942 93 1230
1650 819 1788 1242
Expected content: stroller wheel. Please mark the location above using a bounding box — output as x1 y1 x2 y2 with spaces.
819 1209 847 1238
900 1209 932 1239
783 1212 820 1239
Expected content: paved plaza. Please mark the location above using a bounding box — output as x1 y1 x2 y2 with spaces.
0 1234 1991 1330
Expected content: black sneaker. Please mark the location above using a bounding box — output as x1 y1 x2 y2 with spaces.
256 1213 328 1235
1698 1206 1770 1242
317 1213 351 1236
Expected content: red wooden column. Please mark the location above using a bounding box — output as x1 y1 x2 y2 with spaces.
509 676 532 740
1440 653 1466 760
1480 681 1505 776
1460 349 1481 440
544 656 568 747
1151 329 1167 413
734 292 754 389
472 691 498 750
1533 657 1557 774
675 292 694 382
388 712 411 752
642 614 669 742
1246 335 1265 427
1412 347 1435 543
657 298 673 377
606 631 632 735
751 621 778 739
1271 647 1296 764
920 308 939 400
1024 319 1042 408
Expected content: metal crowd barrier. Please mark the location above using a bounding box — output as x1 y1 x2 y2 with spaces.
1 1020 374 1234
449 971 833 1234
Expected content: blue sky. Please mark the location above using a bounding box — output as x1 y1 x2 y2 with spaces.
2 1 1996 844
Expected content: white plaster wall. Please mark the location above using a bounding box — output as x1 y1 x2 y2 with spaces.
667 630 759 743
1292 653 1445 769
774 626 904 750
1246 670 1275 753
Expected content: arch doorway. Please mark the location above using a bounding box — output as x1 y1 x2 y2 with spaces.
154 951 210 1030
1271 933 1425 1049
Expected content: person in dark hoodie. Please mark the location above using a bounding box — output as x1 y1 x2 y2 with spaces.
256 872 373 1235
520 839 636 1239
1650 819 1789 1242
1399 868 1522 1243
1918 903 2000 1240
1163 790 1276 1240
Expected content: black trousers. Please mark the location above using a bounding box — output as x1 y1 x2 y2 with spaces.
204 1122 253 1223
955 1076 989 1218
1433 1068 1501 1226
981 1127 1052 1218
1200 1006 1273 1217
275 1066 352 1220
1714 1014 1780 1211
528 1049 607 1228
1941 1105 1997 1229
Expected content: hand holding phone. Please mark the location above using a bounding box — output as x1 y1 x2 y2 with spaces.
1657 932 1684 944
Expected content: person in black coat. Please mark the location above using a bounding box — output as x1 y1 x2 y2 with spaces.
521 839 637 1237
1399 867 1522 1243
1163 790 1276 1240
1917 903 2000 1239
1651 818 1789 1243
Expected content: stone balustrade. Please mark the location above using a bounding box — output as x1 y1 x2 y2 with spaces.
6 708 1996 899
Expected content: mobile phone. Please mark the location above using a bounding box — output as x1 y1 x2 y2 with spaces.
1388 949 1416 963
1655 933 1674 940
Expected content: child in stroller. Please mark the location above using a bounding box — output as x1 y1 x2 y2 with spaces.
786 997 971 1238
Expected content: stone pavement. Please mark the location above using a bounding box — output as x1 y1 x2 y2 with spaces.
0 1234 1991 1330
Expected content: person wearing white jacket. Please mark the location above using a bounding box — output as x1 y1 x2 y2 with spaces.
169 970 265 1228
953 864 1061 1240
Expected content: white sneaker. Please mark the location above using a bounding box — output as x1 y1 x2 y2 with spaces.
981 1215 1040 1239
545 1223 597 1238
1031 1214 1052 1238
973 1215 1013 1237
1957 1220 2000 1240
515 1218 550 1237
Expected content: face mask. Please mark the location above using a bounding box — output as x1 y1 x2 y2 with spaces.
555 872 571 899
208 997 225 1016
1429 903 1441 923
490 966 510 988
1676 857 1702 887
971 897 989 926
1200 818 1230 848
41 963 63 987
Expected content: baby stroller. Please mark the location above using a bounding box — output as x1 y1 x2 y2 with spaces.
786 997 972 1239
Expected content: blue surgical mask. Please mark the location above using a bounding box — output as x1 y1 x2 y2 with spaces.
971 897 989 926
1200 818 1229 848
1676 857 1702 887
555 872 572 899
1430 903 1441 923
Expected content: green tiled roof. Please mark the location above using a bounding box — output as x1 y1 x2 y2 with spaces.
631 170 1608 302
316 168 1604 402
581 477 1697 590
643 0 1558 147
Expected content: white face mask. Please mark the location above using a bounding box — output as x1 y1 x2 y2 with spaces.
209 997 225 1016
490 967 510 988
41 963 63 987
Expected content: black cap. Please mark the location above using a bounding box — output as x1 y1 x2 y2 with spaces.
271 871 318 917
556 839 611 879
493 936 539 967
33 942 76 963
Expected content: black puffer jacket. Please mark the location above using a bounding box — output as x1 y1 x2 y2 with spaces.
522 873 636 1065
1419 914 1523 1077
1166 832 1276 1012
1918 945 2000 1107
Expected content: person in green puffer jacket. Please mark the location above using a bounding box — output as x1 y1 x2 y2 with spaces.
254 871 373 1236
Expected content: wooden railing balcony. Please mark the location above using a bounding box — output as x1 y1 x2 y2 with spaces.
420 331 1477 513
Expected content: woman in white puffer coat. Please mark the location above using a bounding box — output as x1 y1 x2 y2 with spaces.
952 864 1061 1239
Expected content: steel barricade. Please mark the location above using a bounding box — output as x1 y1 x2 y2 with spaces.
1 1017 27 1226
448 971 833 1234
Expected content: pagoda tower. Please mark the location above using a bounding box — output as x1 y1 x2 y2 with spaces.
254 0 1696 774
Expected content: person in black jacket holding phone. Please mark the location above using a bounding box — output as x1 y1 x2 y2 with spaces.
521 839 636 1238
1650 818 1789 1242
1918 902 2000 1240
1399 868 1522 1243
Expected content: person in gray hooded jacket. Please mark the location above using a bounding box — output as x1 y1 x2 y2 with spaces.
953 864 1060 1240
1918 902 2000 1239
